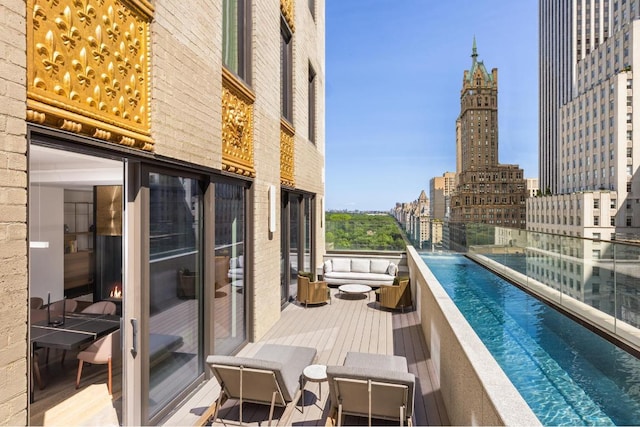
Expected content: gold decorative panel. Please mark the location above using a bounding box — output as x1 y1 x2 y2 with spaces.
222 69 255 177
280 121 294 187
281 0 294 32
27 0 153 150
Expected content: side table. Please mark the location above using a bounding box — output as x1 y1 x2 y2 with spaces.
302 364 327 413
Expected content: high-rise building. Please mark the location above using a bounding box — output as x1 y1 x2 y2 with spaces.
532 0 640 238
526 178 540 198
393 191 431 247
430 172 456 220
450 39 527 248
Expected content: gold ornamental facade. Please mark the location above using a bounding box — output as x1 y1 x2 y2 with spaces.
27 0 153 150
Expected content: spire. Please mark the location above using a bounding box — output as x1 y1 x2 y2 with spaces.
471 36 478 63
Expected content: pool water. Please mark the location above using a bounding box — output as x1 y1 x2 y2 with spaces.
421 254 640 426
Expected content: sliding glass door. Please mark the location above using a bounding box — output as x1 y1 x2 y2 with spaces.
280 191 315 306
213 181 246 355
147 172 203 421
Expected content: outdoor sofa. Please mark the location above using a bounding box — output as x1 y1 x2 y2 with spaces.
322 258 397 287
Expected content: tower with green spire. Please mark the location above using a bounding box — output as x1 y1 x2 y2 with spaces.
450 38 527 248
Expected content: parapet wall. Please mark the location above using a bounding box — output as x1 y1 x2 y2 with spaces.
406 247 540 426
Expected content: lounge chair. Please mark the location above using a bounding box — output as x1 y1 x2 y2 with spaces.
326 352 415 426
206 344 317 426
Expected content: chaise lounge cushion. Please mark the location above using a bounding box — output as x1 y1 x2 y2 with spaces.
326 352 415 422
206 343 317 402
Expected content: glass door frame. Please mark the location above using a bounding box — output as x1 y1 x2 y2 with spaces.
133 162 212 424
280 190 316 307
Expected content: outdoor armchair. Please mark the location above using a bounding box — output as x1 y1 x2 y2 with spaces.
297 273 330 307
377 277 411 312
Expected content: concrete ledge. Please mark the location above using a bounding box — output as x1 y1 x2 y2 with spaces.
406 247 540 426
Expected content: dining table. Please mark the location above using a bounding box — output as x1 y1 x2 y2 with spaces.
30 312 121 402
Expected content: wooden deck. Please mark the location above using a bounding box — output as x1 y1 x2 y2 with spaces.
163 288 449 426
29 288 449 426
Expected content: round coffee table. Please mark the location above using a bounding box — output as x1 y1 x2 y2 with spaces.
338 284 373 300
302 364 327 412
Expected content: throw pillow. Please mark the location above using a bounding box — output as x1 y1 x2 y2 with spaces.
323 260 333 273
351 258 370 273
332 258 351 272
388 263 398 276
370 259 390 274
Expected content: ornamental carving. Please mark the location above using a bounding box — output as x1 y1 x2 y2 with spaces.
281 0 294 32
27 0 153 150
222 70 255 177
280 122 294 187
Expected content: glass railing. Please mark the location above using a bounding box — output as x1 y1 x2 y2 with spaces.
442 223 640 345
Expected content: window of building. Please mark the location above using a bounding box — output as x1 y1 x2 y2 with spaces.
308 64 316 143
594 216 599 226
223 0 251 83
280 18 293 122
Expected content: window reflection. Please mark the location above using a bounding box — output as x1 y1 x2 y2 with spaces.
214 182 246 355
148 173 202 419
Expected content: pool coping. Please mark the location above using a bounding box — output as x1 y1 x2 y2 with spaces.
407 247 541 426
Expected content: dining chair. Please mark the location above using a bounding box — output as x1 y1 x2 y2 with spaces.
30 297 44 309
81 301 117 315
76 329 120 395
48 298 78 315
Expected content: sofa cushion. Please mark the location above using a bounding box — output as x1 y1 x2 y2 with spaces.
388 263 398 276
324 272 396 282
370 259 390 274
323 260 333 273
351 259 371 273
332 258 351 272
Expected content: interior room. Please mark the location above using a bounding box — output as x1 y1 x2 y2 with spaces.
29 144 124 424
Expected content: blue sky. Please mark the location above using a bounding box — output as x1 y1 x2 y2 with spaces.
325 0 539 211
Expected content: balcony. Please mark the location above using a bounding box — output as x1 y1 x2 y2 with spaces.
163 247 537 426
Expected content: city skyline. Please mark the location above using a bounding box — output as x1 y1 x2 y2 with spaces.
325 0 538 211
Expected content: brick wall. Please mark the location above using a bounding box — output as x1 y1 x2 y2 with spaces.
151 0 223 165
0 0 28 423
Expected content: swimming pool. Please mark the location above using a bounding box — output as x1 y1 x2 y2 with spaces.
421 253 640 426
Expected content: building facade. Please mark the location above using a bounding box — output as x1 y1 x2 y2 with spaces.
0 0 325 424
392 191 431 248
449 40 527 249
430 172 456 220
532 0 640 239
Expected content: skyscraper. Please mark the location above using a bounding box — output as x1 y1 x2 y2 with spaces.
450 39 527 247
533 0 640 238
